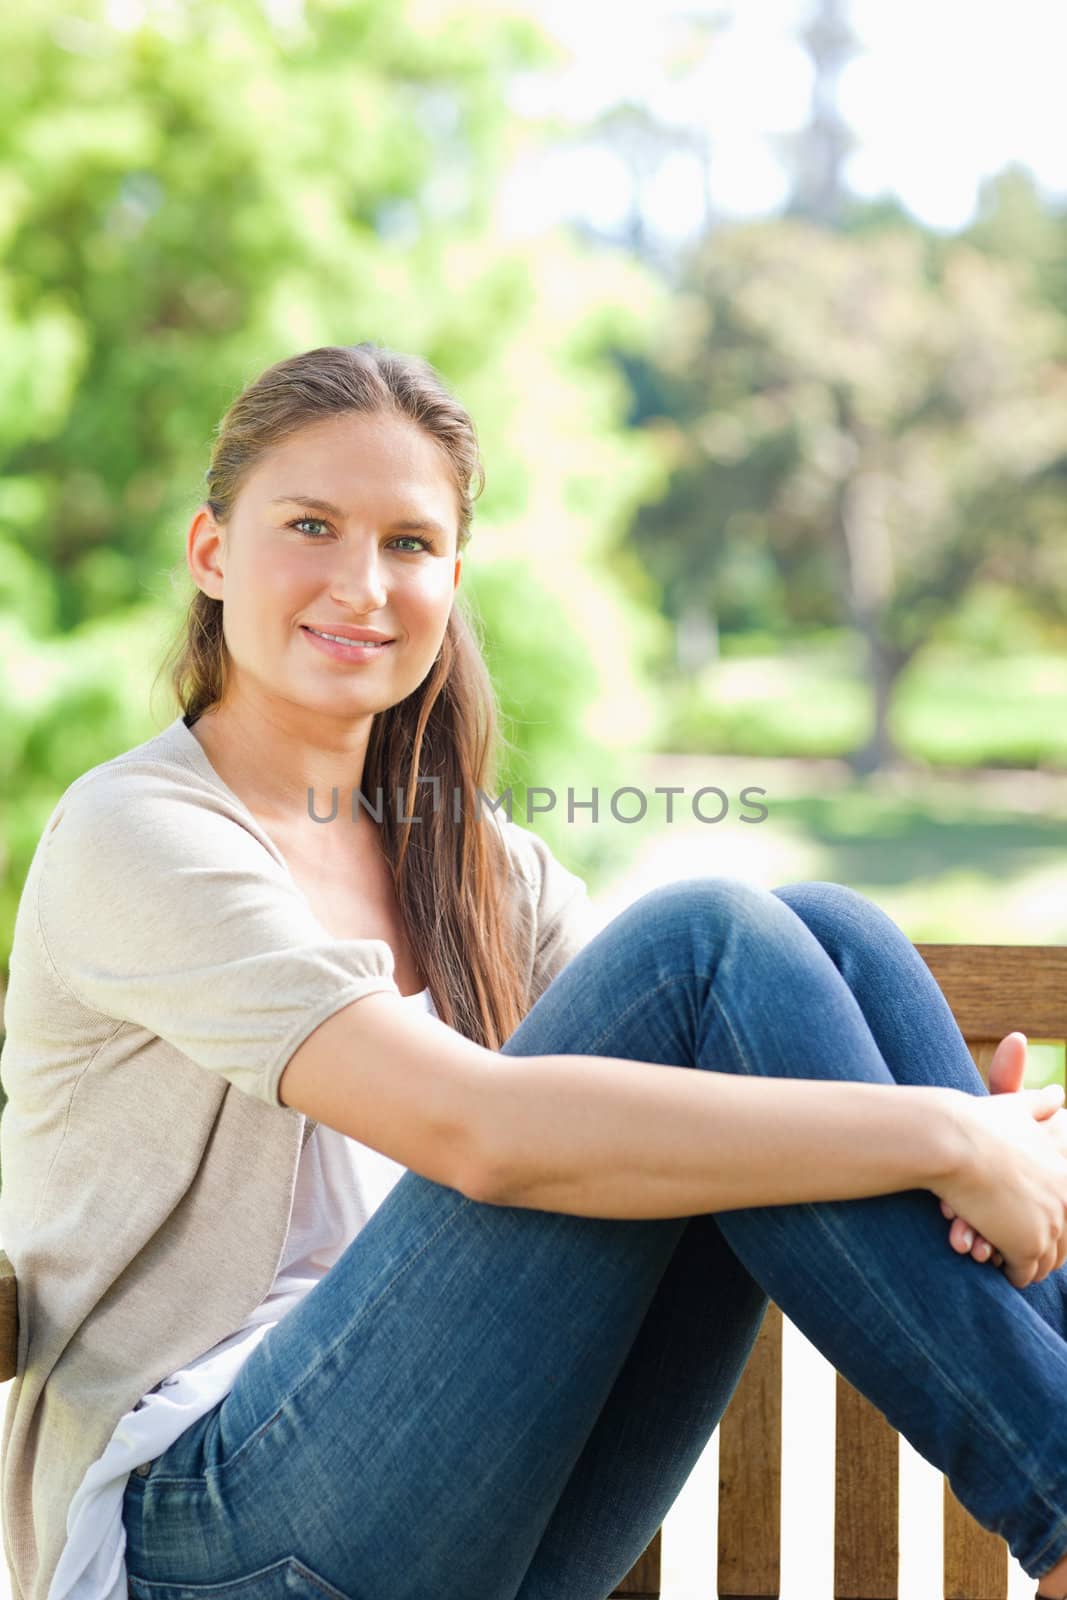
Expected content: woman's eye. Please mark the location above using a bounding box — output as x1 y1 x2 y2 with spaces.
287 518 429 553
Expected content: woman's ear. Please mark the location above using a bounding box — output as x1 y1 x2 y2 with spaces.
188 505 227 600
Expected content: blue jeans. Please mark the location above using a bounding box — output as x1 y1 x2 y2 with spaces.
122 878 1067 1598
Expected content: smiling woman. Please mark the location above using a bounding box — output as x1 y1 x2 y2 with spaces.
7 342 1067 1600
163 346 529 1043
0 343 550 1600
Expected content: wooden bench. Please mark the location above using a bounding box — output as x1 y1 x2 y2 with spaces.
1 943 1064 1597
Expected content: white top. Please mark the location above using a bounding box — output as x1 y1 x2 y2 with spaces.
46 985 438 1600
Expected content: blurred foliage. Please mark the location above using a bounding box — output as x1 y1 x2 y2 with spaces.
962 166 1067 320
660 625 1067 768
6 2 1067 1158
623 213 1067 771
0 0 676 1015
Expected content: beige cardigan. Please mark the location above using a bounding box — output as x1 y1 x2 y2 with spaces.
0 714 595 1600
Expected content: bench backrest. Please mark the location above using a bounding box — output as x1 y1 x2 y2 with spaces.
0 1252 13 1385
608 942 1067 1599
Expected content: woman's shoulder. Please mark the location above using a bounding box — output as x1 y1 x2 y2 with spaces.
495 816 588 907
42 717 245 836
493 815 541 893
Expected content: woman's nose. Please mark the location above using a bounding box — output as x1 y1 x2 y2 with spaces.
328 548 388 612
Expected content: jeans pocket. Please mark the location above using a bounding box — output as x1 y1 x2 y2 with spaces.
126 1555 358 1600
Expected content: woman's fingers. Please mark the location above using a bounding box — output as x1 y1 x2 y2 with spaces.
949 1216 975 1252
948 1213 998 1263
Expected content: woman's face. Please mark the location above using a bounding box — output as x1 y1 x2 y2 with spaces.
189 410 464 727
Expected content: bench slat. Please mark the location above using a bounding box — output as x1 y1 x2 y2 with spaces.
944 1477 1007 1600
834 1373 898 1599
939 1042 1010 1600
718 1299 783 1599
0 1251 17 1385
916 946 1067 1039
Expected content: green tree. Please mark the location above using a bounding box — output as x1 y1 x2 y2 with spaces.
625 217 1067 771
0 0 673 999
963 166 1067 319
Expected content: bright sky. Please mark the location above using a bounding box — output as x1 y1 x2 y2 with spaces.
497 0 1067 239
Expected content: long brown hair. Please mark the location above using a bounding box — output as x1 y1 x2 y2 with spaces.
154 342 529 1048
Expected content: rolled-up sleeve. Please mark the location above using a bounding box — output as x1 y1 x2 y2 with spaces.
35 765 401 1108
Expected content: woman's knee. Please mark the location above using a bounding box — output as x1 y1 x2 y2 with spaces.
772 880 903 951
626 875 790 949
625 878 905 970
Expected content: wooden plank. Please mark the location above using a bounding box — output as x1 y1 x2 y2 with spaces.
609 1528 662 1598
943 1477 1007 1600
916 945 1067 1040
0 1249 17 1384
718 1298 782 1599
967 1039 996 1086
833 1373 898 1599
939 1040 1016 1599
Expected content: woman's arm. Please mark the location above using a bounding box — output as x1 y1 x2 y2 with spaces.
280 993 958 1211
477 1054 1067 1288
476 1053 962 1216
281 993 958 1215
280 993 1067 1287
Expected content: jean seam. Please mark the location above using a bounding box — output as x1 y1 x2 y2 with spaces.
1026 1514 1067 1575
806 1202 1043 1460
289 1557 354 1600
130 1557 353 1599
148 1195 477 1486
254 1192 479 1435
582 972 704 1061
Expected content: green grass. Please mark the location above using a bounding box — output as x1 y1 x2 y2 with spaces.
661 634 1067 767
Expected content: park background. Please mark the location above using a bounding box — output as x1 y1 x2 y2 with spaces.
1 1 1066 1595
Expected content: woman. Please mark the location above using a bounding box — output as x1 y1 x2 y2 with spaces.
2 341 1067 1600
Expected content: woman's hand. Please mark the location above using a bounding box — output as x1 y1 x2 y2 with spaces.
933 1077 1067 1289
939 1031 1030 1269
938 1033 1067 1271
939 1198 1003 1266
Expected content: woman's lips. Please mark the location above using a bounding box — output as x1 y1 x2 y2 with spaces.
301 625 396 662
